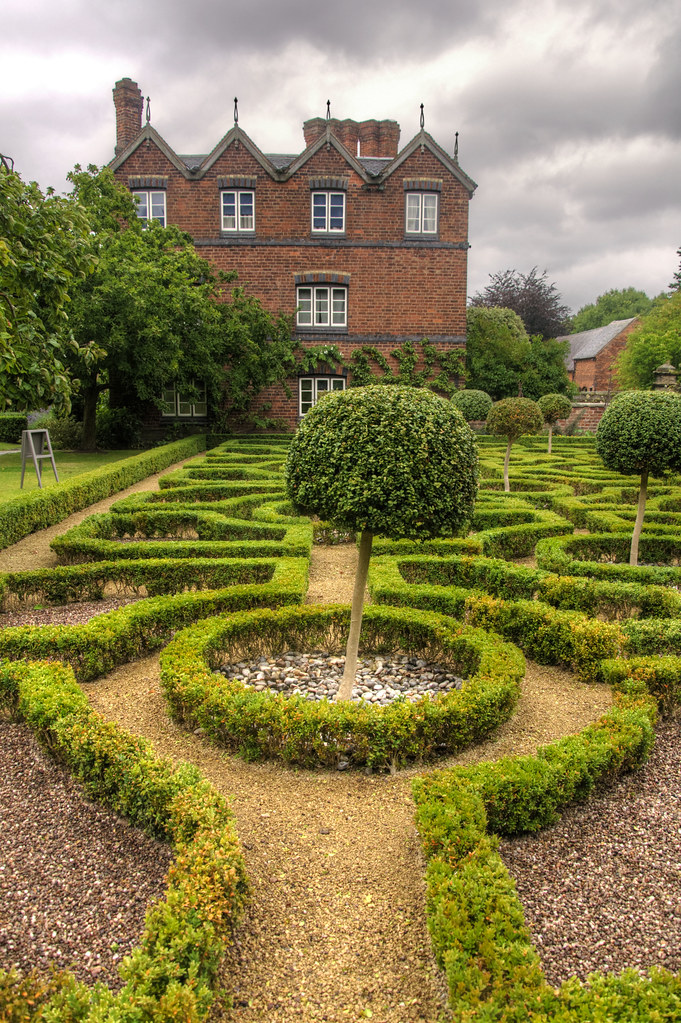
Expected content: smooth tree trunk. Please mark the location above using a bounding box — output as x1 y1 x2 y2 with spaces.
630 469 648 567
336 529 373 701
503 439 512 492
547 424 553 454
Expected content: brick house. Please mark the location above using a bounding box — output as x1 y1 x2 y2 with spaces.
561 317 640 393
109 78 477 431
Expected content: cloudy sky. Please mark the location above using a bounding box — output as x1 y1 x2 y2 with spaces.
3 0 679 313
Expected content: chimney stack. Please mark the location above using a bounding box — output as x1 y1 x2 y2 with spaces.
113 78 143 154
303 116 400 158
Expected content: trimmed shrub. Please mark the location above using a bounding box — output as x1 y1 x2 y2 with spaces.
538 392 572 453
0 413 27 444
486 398 543 491
450 388 493 422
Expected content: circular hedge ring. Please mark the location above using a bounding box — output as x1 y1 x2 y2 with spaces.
160 604 525 770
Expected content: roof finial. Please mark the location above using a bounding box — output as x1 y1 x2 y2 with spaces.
420 103 425 130
326 99 331 120
234 97 239 125
145 97 151 124
454 131 459 163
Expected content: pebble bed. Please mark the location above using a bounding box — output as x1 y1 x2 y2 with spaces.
217 651 464 704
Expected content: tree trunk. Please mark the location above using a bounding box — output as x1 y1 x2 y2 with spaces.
336 529 373 702
630 469 648 567
80 384 101 451
503 439 512 492
548 424 553 454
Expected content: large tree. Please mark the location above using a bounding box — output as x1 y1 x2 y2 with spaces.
616 291 681 390
570 288 653 333
0 161 94 412
670 246 681 292
66 166 296 448
285 386 479 700
470 267 571 340
465 306 530 400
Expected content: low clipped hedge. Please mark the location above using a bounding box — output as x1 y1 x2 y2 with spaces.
0 436 207 550
536 533 681 584
411 689 678 1022
159 604 525 770
0 658 248 1022
0 558 308 682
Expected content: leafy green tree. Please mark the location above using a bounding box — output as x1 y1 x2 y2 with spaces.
285 386 479 699
451 389 493 422
596 391 681 565
0 162 94 412
66 166 296 448
486 397 543 492
570 288 653 333
670 247 681 292
465 307 531 399
521 335 573 400
470 267 571 340
616 291 681 389
537 393 572 453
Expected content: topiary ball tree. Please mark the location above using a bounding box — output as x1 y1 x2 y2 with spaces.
596 390 681 565
538 393 573 453
486 397 543 492
451 389 493 423
285 385 479 700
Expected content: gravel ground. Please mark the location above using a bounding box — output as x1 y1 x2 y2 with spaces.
0 722 172 990
499 715 681 988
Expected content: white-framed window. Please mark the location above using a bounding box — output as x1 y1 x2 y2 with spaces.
133 190 166 226
299 376 346 415
405 192 438 235
221 189 255 232
161 382 207 418
296 285 347 328
311 191 345 233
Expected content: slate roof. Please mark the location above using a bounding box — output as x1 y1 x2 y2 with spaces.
560 318 638 372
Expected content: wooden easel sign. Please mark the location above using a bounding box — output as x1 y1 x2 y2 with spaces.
20 429 59 489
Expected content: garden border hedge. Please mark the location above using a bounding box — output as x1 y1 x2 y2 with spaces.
0 657 248 1022
0 436 207 550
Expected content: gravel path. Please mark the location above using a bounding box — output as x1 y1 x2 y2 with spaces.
0 722 172 989
500 716 681 987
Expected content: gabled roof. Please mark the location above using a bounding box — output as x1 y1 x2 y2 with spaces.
560 318 638 372
110 120 477 194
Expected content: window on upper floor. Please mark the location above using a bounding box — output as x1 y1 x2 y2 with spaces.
299 376 346 415
221 189 255 233
296 285 347 329
133 190 166 227
311 191 345 233
405 192 438 236
161 382 207 418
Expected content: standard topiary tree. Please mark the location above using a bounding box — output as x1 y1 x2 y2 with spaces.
538 393 573 453
486 397 543 492
451 389 493 423
285 385 479 700
596 390 681 565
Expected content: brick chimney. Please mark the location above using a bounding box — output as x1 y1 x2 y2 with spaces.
113 78 143 154
303 117 400 158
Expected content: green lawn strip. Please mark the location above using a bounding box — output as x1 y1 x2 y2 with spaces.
0 449 144 498
0 657 248 1022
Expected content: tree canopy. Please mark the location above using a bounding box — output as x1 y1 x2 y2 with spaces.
486 397 543 491
470 267 571 340
0 162 94 412
570 288 653 333
285 386 479 698
670 246 681 292
616 290 681 390
596 390 681 564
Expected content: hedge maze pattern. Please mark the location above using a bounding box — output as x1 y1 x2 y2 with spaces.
1 432 681 1020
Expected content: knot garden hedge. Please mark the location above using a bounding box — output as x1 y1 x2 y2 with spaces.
1 432 681 1020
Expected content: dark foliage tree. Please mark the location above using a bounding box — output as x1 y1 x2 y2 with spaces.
670 247 681 292
596 391 681 565
570 288 654 333
470 267 571 340
285 386 479 699
0 163 94 412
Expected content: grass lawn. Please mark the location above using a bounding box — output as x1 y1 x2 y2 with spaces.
0 449 144 502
